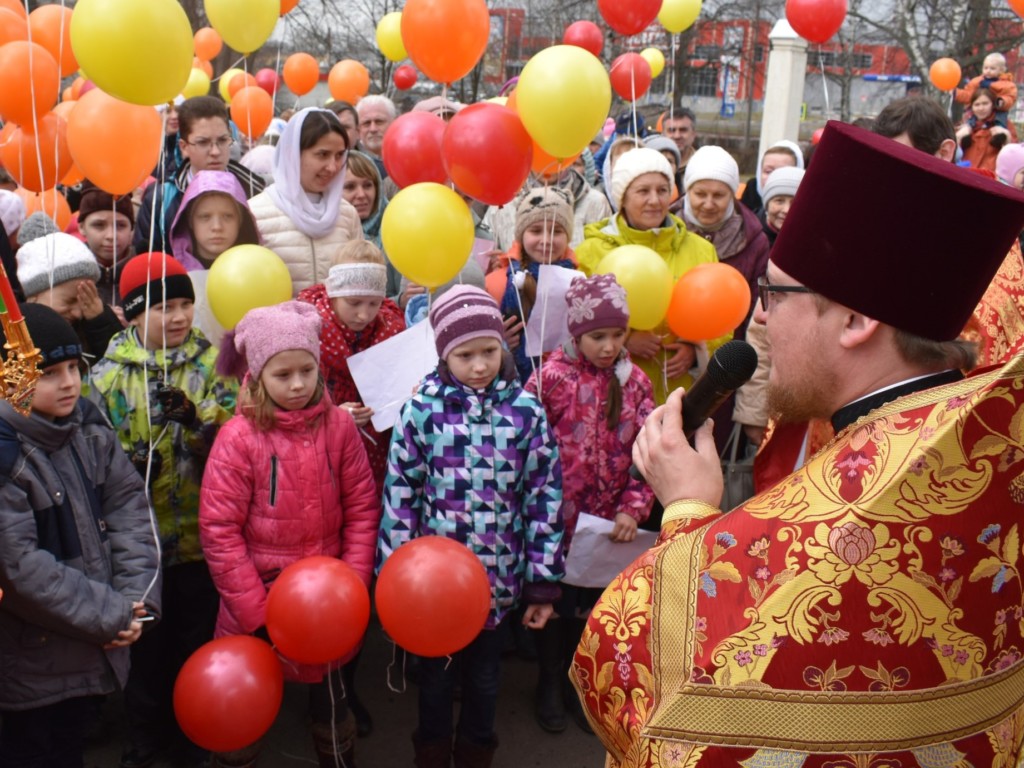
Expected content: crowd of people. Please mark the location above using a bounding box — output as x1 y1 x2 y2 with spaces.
1 65 1024 768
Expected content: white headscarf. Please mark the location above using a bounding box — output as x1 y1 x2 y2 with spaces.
268 107 349 239
754 139 805 197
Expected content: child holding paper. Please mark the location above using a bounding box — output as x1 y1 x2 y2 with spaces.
524 273 654 734
297 240 405 496
379 285 564 768
485 187 578 382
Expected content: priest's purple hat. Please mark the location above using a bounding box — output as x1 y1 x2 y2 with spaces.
771 120 1024 341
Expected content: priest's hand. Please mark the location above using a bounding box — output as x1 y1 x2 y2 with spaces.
633 387 723 508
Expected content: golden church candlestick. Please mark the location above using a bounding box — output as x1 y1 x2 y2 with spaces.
0 274 41 416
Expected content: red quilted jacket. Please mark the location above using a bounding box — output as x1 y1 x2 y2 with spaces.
199 395 381 681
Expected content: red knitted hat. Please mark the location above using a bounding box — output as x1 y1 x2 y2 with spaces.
772 121 1024 341
119 252 194 321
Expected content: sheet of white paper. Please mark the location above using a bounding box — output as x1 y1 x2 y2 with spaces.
470 237 496 273
192 270 227 349
563 513 658 588
348 322 438 432
524 264 585 357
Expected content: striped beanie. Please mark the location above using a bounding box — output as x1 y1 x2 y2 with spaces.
429 285 504 360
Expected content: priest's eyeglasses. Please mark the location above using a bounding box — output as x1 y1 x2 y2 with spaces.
757 276 816 311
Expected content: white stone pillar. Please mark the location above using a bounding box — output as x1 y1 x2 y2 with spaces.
758 19 808 156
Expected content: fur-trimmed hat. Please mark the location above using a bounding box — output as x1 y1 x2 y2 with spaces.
514 187 575 243
772 120 1024 341
17 233 101 299
610 148 675 210
217 300 321 381
429 285 505 360
119 252 195 321
565 273 630 337
683 145 740 193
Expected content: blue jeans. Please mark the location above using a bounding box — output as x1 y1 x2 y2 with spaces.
418 628 502 745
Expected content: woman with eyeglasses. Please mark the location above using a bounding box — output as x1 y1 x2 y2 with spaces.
249 109 363 295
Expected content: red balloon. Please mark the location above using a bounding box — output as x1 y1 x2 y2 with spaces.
173 636 283 753
563 20 603 57
393 64 418 91
254 67 279 95
610 53 652 102
375 536 490 657
265 556 371 665
597 0 660 36
381 111 448 189
666 263 751 341
442 103 532 206
785 0 847 43
811 127 825 145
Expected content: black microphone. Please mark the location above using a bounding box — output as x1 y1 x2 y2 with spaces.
630 339 759 480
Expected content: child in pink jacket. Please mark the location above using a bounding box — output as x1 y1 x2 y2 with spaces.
524 273 655 734
199 301 380 768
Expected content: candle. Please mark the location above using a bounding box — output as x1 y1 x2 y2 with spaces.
0 264 20 323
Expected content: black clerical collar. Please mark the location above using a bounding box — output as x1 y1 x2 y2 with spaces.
831 369 965 433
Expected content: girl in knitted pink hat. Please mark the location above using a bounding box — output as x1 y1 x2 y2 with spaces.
199 300 381 768
524 272 654 734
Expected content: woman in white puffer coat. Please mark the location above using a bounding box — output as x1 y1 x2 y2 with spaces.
249 108 363 295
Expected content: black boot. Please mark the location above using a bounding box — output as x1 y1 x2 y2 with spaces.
412 731 452 768
453 737 498 768
342 657 373 738
534 621 567 733
209 740 261 768
312 713 356 768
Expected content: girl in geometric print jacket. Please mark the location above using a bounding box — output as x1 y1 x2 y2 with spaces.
199 301 380 768
524 273 654 735
378 285 564 768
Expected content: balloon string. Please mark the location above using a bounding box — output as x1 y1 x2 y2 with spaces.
273 14 287 116
211 54 248 82
818 48 832 120
24 6 47 200
669 35 677 120
630 52 639 146
386 641 407 693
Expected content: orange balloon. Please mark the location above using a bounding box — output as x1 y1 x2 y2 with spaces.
230 86 272 139
0 0 25 19
283 52 320 96
929 58 962 92
530 139 579 178
194 27 223 61
401 0 490 84
505 89 517 112
61 161 85 187
193 57 214 78
281 0 300 13
666 262 751 341
61 85 73 102
70 76 86 100
228 71 257 99
0 42 59 125
0 8 27 48
328 59 369 104
1010 0 1024 18
0 113 72 193
66 89 162 195
29 6 76 77
51 99 75 120
17 187 71 230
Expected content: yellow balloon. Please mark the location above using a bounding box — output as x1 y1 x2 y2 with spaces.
69 0 193 106
595 245 673 331
658 0 702 33
376 12 407 62
182 68 211 99
381 184 474 289
219 68 244 102
205 0 279 55
206 245 294 330
516 45 611 160
641 48 666 79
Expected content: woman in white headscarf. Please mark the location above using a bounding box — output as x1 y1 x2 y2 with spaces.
737 138 805 215
249 108 363 295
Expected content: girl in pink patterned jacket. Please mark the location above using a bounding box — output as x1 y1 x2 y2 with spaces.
199 301 380 768
524 273 655 735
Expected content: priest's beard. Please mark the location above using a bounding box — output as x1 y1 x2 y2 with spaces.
766 367 840 425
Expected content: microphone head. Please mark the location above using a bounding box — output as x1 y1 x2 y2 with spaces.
706 340 759 389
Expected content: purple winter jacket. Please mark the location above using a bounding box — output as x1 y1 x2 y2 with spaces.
169 170 261 270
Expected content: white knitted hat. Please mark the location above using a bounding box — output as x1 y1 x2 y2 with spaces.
17 232 101 298
762 166 806 204
0 190 26 235
610 147 675 210
683 145 740 193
